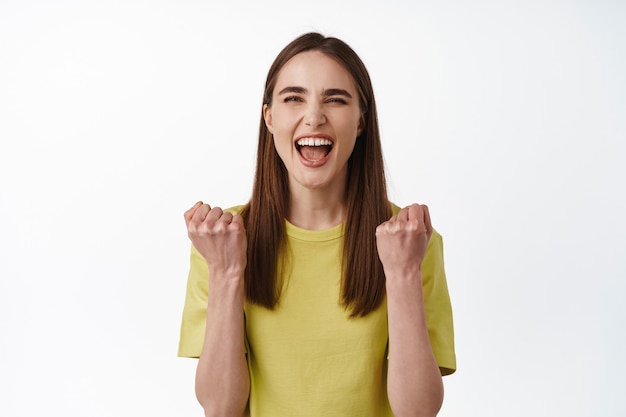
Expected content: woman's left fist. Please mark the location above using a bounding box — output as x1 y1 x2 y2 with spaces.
375 203 432 278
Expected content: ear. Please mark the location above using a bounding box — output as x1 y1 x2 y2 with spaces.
357 115 365 136
263 104 274 134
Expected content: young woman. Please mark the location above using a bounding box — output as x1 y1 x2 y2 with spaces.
179 32 456 417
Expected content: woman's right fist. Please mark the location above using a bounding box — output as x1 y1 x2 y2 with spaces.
184 202 247 278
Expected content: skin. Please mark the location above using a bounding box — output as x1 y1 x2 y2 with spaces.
186 50 443 417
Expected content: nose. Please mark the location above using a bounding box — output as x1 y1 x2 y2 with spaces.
304 102 326 128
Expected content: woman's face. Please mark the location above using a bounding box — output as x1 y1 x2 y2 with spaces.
264 50 363 194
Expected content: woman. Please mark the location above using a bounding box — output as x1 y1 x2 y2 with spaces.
179 32 456 417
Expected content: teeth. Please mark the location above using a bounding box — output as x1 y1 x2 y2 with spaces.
296 138 333 146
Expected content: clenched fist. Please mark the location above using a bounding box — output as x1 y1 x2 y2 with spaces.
184 201 247 279
375 204 432 280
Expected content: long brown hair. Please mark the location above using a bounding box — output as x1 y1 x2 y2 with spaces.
241 33 390 317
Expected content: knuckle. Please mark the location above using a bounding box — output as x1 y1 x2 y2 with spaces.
197 223 210 235
212 222 227 234
230 222 244 232
187 228 200 240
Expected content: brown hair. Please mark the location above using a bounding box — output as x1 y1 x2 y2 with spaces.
241 33 390 317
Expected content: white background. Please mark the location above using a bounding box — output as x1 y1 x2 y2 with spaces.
1 0 625 416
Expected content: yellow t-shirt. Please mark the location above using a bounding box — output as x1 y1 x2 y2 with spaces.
178 204 456 416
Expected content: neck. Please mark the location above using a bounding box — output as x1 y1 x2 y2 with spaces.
287 181 347 231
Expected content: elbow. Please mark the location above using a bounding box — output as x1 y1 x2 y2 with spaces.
194 364 250 417
391 407 441 417
389 384 444 417
197 396 248 417
201 406 245 417
196 384 248 417
392 408 441 417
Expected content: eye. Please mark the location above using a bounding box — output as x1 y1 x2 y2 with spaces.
283 96 303 103
326 97 347 104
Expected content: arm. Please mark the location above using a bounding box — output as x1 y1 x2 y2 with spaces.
376 204 444 417
185 202 250 417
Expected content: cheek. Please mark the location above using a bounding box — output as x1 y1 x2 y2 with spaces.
272 133 293 158
343 114 363 137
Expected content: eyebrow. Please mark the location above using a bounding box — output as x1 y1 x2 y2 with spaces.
323 88 353 99
277 86 353 99
278 86 307 95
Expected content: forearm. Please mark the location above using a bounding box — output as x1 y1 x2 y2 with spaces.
195 277 249 417
386 273 443 417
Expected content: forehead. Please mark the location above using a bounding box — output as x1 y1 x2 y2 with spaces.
274 50 357 92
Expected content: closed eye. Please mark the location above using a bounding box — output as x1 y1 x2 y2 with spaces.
326 97 347 104
283 96 303 103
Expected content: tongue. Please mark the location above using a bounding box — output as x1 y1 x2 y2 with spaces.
300 145 330 162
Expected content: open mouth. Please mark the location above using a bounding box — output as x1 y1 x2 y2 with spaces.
295 137 333 162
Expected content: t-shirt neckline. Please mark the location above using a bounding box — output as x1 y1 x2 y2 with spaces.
285 219 344 242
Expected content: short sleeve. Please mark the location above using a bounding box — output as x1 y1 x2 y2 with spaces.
178 244 209 358
422 231 457 375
